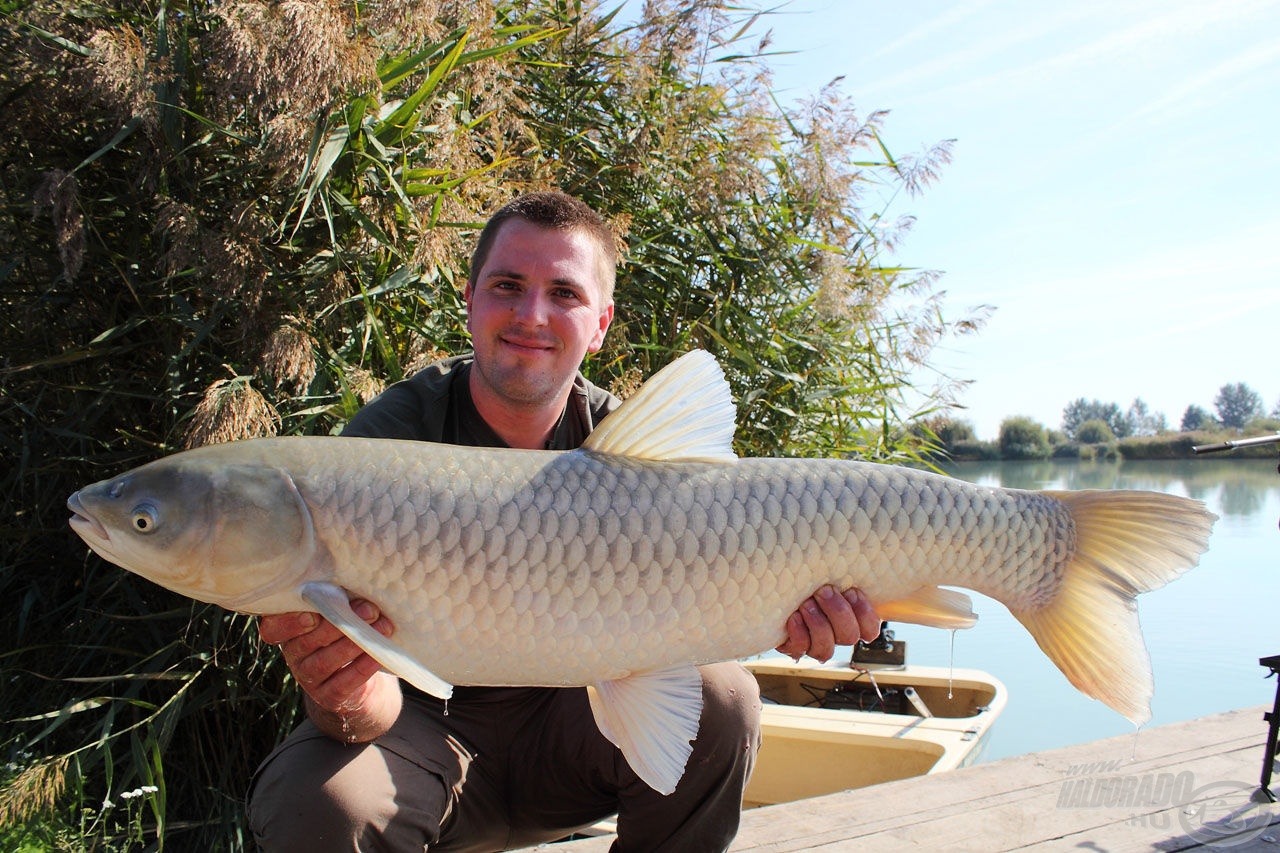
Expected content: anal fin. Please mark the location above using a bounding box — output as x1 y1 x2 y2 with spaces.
586 666 704 796
877 585 978 630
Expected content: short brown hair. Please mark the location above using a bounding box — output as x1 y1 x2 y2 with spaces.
468 191 618 301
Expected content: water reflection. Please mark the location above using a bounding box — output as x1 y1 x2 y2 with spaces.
913 456 1280 761
943 458 1280 520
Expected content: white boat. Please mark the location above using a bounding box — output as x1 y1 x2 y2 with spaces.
743 656 1007 807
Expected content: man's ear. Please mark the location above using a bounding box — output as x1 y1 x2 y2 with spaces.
589 301 614 353
462 280 475 332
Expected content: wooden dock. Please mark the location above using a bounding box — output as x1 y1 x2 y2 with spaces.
552 706 1278 851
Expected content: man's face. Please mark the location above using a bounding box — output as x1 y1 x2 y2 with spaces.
464 218 614 408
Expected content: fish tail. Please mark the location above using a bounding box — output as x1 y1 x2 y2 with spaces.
1012 490 1216 725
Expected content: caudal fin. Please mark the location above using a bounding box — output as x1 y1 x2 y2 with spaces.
1013 490 1216 724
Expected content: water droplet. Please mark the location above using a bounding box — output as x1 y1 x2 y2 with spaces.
443 699 450 717
947 629 957 699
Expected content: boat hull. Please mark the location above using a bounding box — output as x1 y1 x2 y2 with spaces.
744 659 1007 807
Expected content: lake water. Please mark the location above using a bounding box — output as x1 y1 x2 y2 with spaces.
814 458 1279 763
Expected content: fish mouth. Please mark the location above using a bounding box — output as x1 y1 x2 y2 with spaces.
67 491 110 543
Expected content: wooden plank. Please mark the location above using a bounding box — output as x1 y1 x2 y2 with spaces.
548 706 1278 852
727 708 1269 851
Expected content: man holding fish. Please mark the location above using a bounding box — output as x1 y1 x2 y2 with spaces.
246 192 881 851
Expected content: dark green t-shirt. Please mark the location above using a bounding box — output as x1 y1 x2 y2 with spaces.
341 353 620 450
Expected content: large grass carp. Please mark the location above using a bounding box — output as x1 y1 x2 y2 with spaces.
67 351 1216 794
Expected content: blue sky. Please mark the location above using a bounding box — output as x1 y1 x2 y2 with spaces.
746 0 1280 439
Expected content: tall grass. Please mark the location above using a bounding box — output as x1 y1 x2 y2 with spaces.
2 1 981 847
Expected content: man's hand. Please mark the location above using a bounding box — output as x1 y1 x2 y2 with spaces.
259 600 402 742
777 586 881 663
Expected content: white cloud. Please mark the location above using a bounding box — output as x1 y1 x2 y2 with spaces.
866 0 1279 111
1133 38 1280 124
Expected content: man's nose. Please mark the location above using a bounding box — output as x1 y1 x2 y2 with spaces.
513 289 549 325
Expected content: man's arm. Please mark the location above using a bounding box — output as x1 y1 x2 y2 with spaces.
777 586 881 662
258 601 402 743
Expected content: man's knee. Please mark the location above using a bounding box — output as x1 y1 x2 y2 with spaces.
696 662 762 761
701 663 761 732
247 727 447 852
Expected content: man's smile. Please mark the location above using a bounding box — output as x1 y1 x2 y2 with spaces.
498 333 557 354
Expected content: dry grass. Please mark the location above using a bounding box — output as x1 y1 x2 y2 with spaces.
184 376 281 448
32 170 85 282
261 324 319 396
0 755 69 827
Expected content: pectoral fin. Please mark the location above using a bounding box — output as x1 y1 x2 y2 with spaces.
586 666 704 795
877 585 978 629
300 581 454 700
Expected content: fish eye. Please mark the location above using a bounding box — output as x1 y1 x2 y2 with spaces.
131 504 159 534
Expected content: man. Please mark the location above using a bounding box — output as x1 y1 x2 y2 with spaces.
247 191 881 851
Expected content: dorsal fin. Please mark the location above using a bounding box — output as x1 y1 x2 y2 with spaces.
582 350 738 463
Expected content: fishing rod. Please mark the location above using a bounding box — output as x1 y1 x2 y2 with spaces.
1191 431 1280 455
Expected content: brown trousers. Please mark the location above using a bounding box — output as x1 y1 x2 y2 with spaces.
246 662 761 852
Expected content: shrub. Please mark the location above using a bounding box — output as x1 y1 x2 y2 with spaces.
1075 418 1116 444
998 416 1050 460
949 439 1000 461
1243 416 1280 436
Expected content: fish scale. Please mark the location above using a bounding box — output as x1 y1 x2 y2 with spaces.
67 349 1216 795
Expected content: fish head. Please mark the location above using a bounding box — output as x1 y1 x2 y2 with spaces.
67 453 315 610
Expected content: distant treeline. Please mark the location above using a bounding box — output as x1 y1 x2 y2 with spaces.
919 419 1280 462
916 381 1280 462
